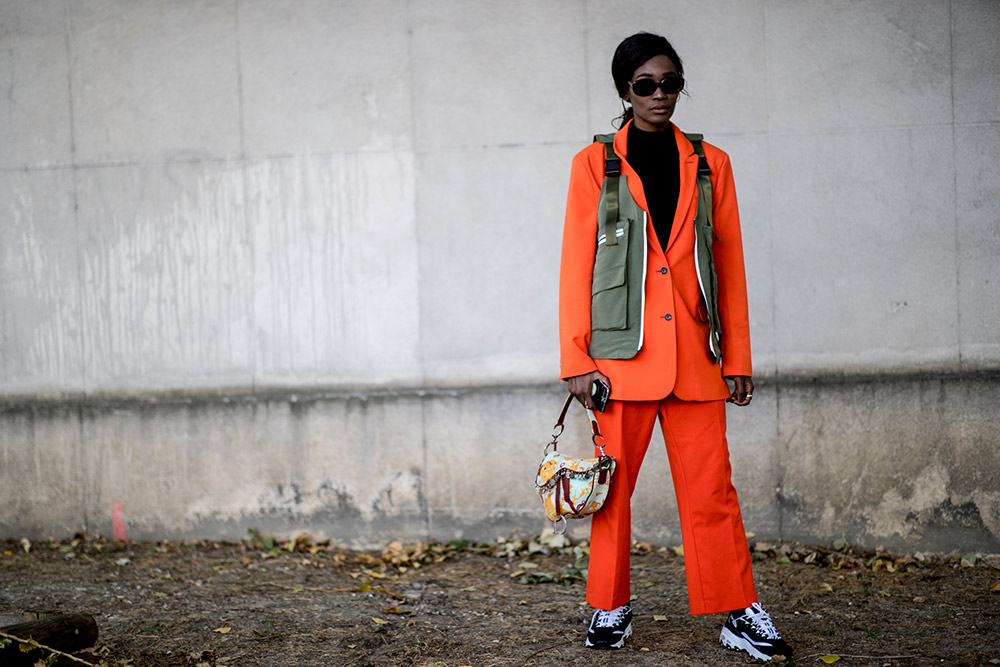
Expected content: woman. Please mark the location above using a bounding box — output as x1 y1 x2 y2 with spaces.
558 32 791 660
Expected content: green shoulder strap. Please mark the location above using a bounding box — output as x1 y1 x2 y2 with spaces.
593 133 619 246
684 133 723 361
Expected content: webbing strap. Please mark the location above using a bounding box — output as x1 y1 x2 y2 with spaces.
600 138 620 246
685 133 722 361
688 134 714 233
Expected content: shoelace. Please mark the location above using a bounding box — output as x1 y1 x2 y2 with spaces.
738 602 780 639
595 605 629 628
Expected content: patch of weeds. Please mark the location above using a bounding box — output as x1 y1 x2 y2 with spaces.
138 622 167 634
252 619 291 643
516 565 586 585
856 570 874 596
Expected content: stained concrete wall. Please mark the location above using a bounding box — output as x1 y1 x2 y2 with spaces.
2 1 998 551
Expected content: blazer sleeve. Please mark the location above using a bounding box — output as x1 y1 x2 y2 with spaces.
709 150 753 378
558 147 602 381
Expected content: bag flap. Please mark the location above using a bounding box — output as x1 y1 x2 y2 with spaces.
535 451 603 488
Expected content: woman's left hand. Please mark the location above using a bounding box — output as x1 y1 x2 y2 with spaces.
725 376 754 406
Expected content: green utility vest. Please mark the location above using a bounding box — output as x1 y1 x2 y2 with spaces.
588 133 723 363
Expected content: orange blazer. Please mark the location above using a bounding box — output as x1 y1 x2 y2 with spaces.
559 121 752 401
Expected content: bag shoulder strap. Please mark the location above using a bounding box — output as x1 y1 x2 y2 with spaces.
593 133 620 247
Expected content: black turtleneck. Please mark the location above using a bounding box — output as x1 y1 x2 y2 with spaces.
627 123 680 252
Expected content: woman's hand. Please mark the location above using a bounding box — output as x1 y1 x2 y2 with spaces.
725 376 754 406
567 371 612 410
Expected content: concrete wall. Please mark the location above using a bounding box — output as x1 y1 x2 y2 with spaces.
2 1 998 551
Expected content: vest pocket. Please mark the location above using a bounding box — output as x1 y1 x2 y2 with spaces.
590 219 630 331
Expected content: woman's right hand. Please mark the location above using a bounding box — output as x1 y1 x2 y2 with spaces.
567 371 612 410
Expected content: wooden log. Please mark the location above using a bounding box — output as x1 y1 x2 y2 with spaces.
0 613 98 665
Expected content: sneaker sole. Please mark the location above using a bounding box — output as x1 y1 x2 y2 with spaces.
585 622 633 649
719 626 771 661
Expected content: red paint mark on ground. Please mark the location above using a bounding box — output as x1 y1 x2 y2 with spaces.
112 502 126 542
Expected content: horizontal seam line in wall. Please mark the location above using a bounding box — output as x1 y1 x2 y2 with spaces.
765 119 1000 137
414 140 586 153
3 369 999 410
0 148 422 173
6 121 998 174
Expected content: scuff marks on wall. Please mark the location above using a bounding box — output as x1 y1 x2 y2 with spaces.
1 380 998 551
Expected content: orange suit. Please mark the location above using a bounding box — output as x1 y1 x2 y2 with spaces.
559 120 757 614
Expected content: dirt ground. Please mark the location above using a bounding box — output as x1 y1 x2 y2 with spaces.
2 531 999 667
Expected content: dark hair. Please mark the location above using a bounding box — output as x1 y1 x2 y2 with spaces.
611 32 684 127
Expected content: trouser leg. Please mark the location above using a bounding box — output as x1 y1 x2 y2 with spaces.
658 396 758 614
585 399 658 610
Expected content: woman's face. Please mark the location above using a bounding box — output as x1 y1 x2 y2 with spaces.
624 54 680 132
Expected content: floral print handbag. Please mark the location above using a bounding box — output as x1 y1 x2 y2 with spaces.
535 394 617 533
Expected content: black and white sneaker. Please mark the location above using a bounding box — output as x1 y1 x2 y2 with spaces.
585 604 633 649
719 602 792 661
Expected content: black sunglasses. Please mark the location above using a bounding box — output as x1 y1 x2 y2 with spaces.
628 76 684 97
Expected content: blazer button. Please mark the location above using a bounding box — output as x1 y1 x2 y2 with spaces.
660 267 668 274
664 314 672 321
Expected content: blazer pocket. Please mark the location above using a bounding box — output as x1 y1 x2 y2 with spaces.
696 301 709 323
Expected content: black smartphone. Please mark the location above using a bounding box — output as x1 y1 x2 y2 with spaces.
590 379 610 413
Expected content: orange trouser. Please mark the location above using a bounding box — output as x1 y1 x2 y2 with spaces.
586 396 758 615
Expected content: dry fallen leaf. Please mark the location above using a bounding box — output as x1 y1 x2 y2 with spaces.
913 596 926 603
990 581 1000 593
383 607 415 616
213 627 231 634
820 655 841 664
819 583 834 593
653 615 668 622
371 617 388 625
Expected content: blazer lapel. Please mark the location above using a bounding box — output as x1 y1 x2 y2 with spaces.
665 127 699 253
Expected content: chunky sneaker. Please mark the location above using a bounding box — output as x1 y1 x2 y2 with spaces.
719 602 792 661
585 604 632 649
